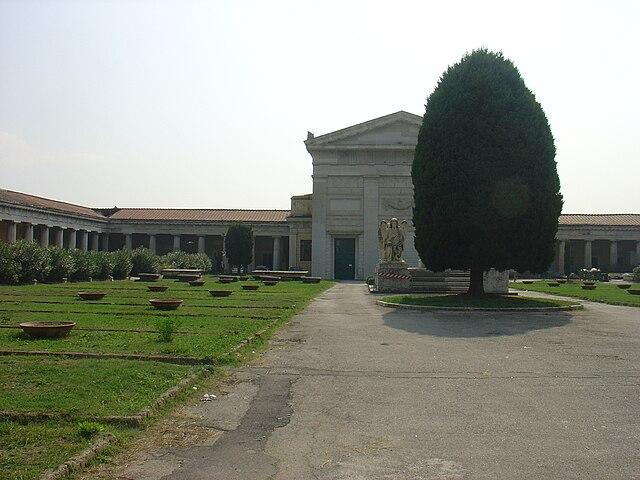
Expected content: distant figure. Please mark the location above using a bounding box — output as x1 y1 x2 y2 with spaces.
378 218 408 262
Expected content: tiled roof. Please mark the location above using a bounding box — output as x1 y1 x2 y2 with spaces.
107 208 290 223
559 214 640 227
0 189 106 220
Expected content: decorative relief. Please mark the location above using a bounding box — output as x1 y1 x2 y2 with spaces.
382 197 413 211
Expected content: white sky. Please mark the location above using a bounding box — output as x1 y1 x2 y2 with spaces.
1 0 639 212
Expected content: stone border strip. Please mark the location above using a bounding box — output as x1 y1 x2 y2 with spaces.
39 432 115 480
0 349 207 365
376 299 584 312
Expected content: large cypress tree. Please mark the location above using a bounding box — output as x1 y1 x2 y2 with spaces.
412 49 562 295
225 224 253 272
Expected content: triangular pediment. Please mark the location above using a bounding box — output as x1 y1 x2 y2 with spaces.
305 111 422 149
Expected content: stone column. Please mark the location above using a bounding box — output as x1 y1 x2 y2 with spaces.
557 240 565 274
91 232 99 251
68 229 77 250
222 235 229 273
149 235 156 253
272 236 281 270
636 241 640 266
248 236 256 272
24 223 34 242
79 231 89 251
609 240 618 270
54 228 64 247
362 176 380 278
6 221 17 243
198 236 205 254
125 234 132 250
40 226 50 247
584 240 592 269
288 233 297 270
102 233 110 251
173 235 181 251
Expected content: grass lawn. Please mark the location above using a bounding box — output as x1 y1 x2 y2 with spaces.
0 276 332 479
510 281 640 307
382 293 579 309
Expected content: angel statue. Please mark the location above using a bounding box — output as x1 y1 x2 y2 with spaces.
377 218 408 262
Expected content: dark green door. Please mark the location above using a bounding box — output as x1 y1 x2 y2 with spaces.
334 238 356 280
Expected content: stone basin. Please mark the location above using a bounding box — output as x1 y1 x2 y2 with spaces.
301 277 322 284
627 289 640 295
20 321 75 339
262 280 278 286
522 280 534 284
189 280 206 287
209 290 233 297
138 273 162 282
219 278 235 284
547 282 560 287
241 285 260 291
148 285 169 292
581 284 596 290
149 299 183 310
617 284 632 290
177 274 201 282
77 291 107 301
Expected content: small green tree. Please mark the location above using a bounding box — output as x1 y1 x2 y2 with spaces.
225 224 253 272
412 49 563 295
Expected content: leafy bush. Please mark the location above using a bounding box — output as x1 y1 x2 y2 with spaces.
70 249 97 281
111 249 133 279
131 247 160 275
156 317 181 343
159 251 211 272
77 421 106 438
0 243 20 284
46 247 74 282
93 251 114 280
633 265 640 283
13 240 51 283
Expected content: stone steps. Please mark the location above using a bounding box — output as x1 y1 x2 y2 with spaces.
408 269 470 293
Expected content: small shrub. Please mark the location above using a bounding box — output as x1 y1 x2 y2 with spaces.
0 244 20 284
131 247 160 275
366 275 375 286
93 251 114 280
156 317 181 342
633 265 640 283
189 253 212 272
13 240 51 283
77 421 106 438
159 251 211 272
111 249 133 279
47 247 74 282
70 249 97 281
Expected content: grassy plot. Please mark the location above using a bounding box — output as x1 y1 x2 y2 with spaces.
0 276 333 479
382 293 579 309
510 281 640 307
0 357 193 416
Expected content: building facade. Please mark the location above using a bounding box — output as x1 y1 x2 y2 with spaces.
1 111 639 279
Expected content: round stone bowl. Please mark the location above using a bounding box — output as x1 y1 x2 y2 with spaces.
138 273 162 282
219 278 235 284
627 289 640 296
557 279 567 284
20 321 75 339
301 277 321 284
239 276 249 281
241 284 260 291
177 274 200 283
148 285 169 292
209 290 233 297
581 284 597 290
617 284 632 290
547 282 560 287
521 280 534 284
149 299 183 310
77 291 107 301
262 281 278 286
189 279 205 287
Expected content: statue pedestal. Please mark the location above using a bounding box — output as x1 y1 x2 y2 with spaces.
375 261 411 293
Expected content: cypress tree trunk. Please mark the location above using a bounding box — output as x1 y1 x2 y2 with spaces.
468 268 485 296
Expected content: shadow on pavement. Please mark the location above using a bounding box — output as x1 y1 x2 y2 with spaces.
381 308 574 338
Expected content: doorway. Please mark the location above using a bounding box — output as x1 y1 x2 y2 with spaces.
334 237 356 280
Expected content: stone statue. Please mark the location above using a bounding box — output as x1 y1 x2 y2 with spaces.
377 218 408 262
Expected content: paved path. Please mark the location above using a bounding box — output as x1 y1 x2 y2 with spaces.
108 283 640 479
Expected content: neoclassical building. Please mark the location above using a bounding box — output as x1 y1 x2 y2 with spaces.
1 111 639 279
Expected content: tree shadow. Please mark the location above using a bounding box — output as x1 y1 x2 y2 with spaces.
381 308 574 338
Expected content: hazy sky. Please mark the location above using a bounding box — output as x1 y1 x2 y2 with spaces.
1 0 638 212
